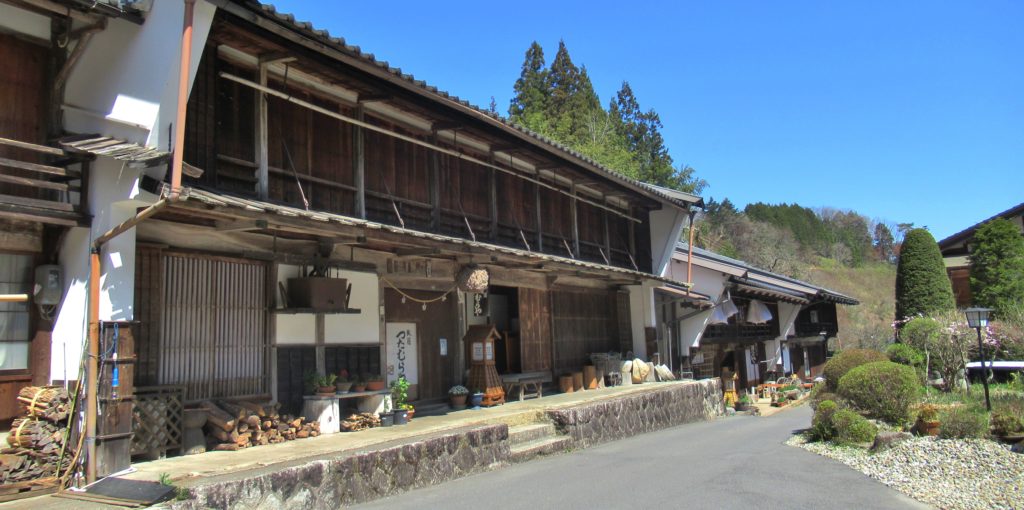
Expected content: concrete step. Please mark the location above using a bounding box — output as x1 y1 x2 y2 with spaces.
509 435 573 463
413 401 452 417
508 423 557 446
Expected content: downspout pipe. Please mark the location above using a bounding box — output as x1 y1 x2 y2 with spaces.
686 208 698 295
85 0 195 483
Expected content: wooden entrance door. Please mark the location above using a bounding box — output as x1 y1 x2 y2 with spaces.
384 289 457 401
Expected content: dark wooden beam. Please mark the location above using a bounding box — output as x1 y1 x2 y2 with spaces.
488 155 498 241
216 219 268 232
358 93 391 103
535 181 543 252
430 121 462 132
429 133 441 229
395 247 441 257
489 143 523 154
353 105 366 219
258 52 296 65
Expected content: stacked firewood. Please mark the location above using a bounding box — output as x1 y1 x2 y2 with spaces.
1 386 73 484
17 387 70 422
202 400 319 451
339 412 380 432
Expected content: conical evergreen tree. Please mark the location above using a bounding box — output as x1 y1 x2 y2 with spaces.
508 42 549 133
895 228 955 319
969 218 1024 316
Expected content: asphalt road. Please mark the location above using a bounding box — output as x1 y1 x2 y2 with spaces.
354 405 931 510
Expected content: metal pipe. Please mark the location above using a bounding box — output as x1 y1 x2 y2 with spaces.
85 0 195 483
0 294 30 303
686 209 697 294
170 0 196 200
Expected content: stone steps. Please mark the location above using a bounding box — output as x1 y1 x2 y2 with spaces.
508 423 557 446
508 422 572 462
509 435 573 463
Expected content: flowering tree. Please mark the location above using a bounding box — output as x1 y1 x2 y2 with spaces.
899 311 973 392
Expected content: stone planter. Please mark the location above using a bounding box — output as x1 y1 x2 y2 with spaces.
182 408 208 455
336 381 353 393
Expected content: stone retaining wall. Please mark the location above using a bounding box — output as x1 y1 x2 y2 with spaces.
170 425 509 510
547 379 723 448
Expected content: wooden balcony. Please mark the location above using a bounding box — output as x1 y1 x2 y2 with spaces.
0 137 90 226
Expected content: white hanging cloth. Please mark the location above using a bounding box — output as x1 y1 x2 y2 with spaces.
746 299 773 324
708 306 729 325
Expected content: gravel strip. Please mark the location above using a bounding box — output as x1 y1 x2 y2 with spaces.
787 434 1024 510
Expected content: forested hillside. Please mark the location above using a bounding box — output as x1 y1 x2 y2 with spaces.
500 41 903 346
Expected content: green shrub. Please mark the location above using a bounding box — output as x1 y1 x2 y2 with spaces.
832 409 878 445
938 407 989 439
887 343 924 367
838 361 921 425
823 349 888 391
808 400 838 442
991 411 1023 437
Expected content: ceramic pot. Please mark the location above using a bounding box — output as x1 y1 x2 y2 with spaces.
336 381 353 393
379 413 394 427
393 409 409 425
450 394 467 409
469 393 484 408
352 383 367 393
366 380 386 391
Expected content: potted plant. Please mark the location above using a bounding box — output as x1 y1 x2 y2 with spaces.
403 403 415 421
316 373 337 396
771 392 788 407
448 385 469 410
335 369 353 393
735 393 752 412
914 404 941 436
390 376 411 425
351 375 367 393
469 389 485 409
379 396 394 427
366 374 386 391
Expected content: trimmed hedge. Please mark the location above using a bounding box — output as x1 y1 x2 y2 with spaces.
832 409 878 445
823 349 888 391
838 361 921 425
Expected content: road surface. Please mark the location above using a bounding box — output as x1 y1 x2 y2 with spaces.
355 405 930 510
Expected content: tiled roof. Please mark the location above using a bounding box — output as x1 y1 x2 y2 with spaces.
175 186 694 288
937 202 1024 250
234 1 702 210
676 242 859 305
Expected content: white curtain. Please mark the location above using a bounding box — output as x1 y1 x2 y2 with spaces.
746 299 773 324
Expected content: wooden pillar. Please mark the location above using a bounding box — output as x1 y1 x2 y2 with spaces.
535 181 543 252
429 134 441 229
603 199 611 264
315 313 325 375
255 63 269 200
628 208 636 259
353 105 366 219
488 156 498 241
570 182 580 258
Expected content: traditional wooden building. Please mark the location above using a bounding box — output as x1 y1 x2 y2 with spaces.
938 202 1024 308
0 0 704 440
666 244 857 390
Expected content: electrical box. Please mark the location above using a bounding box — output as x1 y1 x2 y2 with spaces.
33 265 62 305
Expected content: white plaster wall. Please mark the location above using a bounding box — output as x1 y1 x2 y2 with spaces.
0 4 50 41
648 208 687 277
50 228 90 381
627 283 657 359
274 265 381 345
62 0 217 150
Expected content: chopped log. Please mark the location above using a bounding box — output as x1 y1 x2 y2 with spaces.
201 401 237 432
238 401 267 417
245 415 261 429
211 443 240 452
215 401 249 421
236 422 248 434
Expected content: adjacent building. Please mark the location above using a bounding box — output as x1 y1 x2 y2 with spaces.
938 202 1024 308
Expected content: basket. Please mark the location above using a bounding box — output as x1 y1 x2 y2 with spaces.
589 353 623 386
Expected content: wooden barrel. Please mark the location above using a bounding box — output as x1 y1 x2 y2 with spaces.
559 374 574 393
572 372 583 392
583 365 598 390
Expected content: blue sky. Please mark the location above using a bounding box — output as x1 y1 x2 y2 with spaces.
269 1 1022 241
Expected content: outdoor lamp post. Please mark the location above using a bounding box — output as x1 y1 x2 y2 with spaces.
964 307 992 411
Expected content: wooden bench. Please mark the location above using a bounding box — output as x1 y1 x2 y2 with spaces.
501 372 549 402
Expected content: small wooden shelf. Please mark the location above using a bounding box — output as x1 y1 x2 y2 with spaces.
273 307 362 315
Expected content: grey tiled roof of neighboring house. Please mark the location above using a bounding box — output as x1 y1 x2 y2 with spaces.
676 242 859 305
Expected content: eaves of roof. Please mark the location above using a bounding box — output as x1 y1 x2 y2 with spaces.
675 242 859 305
219 1 701 211
937 201 1024 250
174 186 692 288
